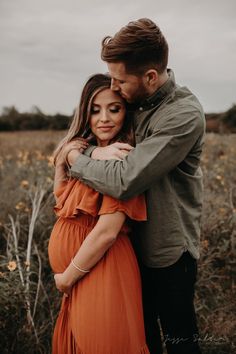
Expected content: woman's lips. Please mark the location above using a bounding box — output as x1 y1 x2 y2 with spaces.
97 126 114 132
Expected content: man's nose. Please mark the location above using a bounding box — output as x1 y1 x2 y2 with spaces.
111 79 119 91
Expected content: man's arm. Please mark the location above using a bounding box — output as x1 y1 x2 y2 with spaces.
70 110 205 199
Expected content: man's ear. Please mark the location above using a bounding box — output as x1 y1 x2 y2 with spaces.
145 69 159 85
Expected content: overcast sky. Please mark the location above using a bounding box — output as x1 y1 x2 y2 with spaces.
0 0 235 115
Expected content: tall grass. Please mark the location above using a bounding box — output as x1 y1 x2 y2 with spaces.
0 131 235 353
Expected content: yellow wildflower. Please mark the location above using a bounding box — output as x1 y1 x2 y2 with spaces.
7 261 17 271
47 155 54 167
46 176 53 184
35 150 45 160
201 240 209 249
219 208 226 214
15 201 27 210
20 180 29 188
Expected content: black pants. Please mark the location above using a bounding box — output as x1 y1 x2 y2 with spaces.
140 252 202 354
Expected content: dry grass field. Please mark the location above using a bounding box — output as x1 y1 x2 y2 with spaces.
0 130 235 353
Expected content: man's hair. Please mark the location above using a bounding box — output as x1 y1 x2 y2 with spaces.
101 18 169 75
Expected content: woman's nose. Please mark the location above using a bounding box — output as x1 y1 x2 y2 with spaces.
100 110 109 122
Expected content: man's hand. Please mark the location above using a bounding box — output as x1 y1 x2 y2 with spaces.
91 142 134 160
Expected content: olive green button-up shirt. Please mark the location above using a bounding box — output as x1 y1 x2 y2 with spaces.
70 69 206 268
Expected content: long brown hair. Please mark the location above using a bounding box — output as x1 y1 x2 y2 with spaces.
53 73 134 165
101 18 168 75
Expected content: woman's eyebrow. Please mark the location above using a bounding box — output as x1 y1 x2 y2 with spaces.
108 101 123 105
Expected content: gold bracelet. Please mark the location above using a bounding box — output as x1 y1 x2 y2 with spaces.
71 258 90 273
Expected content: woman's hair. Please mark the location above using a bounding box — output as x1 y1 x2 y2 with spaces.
53 73 134 165
101 18 168 75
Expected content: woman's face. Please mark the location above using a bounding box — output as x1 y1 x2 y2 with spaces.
90 88 126 147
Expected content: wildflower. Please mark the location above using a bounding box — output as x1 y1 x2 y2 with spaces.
15 201 27 210
46 176 53 184
7 261 17 271
47 155 54 167
201 240 209 249
219 208 226 214
0 272 5 278
35 150 45 161
20 180 29 188
17 151 23 159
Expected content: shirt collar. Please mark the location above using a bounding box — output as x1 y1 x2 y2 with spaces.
137 68 176 111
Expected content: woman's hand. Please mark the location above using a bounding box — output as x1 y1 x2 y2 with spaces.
57 139 89 167
54 273 73 296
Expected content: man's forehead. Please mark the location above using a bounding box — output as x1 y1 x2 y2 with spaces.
107 62 126 74
107 62 138 81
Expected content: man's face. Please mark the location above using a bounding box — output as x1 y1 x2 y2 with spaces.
107 62 149 104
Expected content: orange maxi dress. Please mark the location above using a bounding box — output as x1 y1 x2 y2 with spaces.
48 178 150 354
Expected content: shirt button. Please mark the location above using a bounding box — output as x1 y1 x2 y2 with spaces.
139 107 143 111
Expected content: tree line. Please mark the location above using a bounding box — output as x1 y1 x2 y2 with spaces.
205 104 236 133
0 104 236 132
0 106 72 131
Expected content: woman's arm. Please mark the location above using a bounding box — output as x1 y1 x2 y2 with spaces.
53 139 89 198
53 163 67 196
54 211 126 294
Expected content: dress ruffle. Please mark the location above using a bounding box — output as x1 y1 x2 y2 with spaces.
54 179 102 218
99 194 147 221
54 179 147 221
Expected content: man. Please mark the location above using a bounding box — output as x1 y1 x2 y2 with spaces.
64 18 205 354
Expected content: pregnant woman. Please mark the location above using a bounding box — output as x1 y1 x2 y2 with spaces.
48 73 149 354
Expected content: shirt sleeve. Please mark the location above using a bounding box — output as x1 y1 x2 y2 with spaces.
70 108 205 200
83 144 97 157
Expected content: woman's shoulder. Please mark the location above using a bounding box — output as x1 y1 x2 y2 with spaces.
54 178 102 218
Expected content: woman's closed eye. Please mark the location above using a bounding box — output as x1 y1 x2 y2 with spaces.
91 108 100 115
109 105 122 113
91 106 122 115
109 107 120 113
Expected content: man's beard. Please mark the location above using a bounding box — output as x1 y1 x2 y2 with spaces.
129 83 149 104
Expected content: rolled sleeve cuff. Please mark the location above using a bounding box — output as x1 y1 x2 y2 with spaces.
84 145 97 157
70 154 91 179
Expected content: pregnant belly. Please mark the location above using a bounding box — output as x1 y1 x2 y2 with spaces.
48 218 93 273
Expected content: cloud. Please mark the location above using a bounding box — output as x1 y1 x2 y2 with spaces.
0 0 235 113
